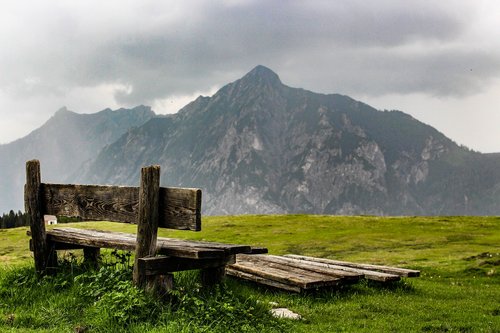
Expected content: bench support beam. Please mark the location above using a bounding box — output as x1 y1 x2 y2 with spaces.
133 165 161 291
25 160 57 274
201 266 227 287
83 247 100 269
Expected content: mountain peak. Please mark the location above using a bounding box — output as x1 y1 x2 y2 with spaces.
241 65 282 86
54 106 71 115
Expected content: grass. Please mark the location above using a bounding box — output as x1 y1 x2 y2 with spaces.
0 215 499 332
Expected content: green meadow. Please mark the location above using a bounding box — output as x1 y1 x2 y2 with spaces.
0 215 499 332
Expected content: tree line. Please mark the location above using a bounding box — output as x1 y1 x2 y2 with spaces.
0 210 29 229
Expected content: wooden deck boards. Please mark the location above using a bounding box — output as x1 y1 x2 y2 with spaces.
226 254 420 292
285 254 420 277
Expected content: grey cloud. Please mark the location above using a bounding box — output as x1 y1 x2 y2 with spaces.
1 0 498 107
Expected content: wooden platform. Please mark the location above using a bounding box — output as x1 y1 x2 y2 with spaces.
226 254 420 293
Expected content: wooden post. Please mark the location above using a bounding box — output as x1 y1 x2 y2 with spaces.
201 266 226 287
83 247 100 269
25 160 51 274
133 165 161 291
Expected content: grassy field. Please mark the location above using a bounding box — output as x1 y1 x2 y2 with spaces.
0 215 499 332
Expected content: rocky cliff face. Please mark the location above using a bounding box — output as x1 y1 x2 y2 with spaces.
77 66 500 215
0 106 155 213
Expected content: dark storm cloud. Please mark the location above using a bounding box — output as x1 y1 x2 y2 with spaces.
103 1 500 102
2 0 499 106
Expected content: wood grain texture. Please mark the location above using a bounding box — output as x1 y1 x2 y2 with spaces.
285 255 418 278
283 255 401 282
45 228 243 259
226 254 414 291
134 165 160 287
229 257 343 289
160 187 201 231
155 237 252 255
25 160 51 274
226 268 302 293
237 254 362 282
138 255 235 275
41 184 202 231
42 184 138 223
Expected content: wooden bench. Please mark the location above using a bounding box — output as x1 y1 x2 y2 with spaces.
25 160 259 292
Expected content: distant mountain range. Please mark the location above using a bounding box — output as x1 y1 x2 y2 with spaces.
1 66 499 215
0 106 155 213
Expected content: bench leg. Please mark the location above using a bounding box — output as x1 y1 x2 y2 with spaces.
142 274 174 296
159 274 174 293
136 257 174 295
83 247 100 269
201 266 226 287
46 241 58 275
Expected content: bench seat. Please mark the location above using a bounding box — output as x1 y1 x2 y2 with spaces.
45 227 253 259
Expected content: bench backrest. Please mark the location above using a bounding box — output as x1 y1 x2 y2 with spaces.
26 161 202 231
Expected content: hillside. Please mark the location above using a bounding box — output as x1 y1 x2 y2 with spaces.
78 66 500 215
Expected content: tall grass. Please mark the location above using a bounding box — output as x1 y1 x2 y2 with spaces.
0 251 286 332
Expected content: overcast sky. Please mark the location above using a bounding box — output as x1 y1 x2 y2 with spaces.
1 0 499 152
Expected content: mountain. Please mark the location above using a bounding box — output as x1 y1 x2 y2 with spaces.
77 66 500 215
0 106 155 213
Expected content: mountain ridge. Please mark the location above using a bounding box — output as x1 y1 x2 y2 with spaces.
0 105 155 213
1 66 499 215
77 66 500 215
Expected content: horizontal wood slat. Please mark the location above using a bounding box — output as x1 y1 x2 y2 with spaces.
45 228 225 259
41 183 201 231
138 255 236 275
160 187 201 231
238 254 362 281
283 255 401 282
230 256 344 289
42 184 138 223
285 255 419 278
226 268 302 293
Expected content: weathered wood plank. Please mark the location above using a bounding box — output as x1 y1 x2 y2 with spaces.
30 238 84 251
226 268 302 293
41 184 202 231
283 255 401 282
155 238 252 255
237 254 362 282
134 165 160 288
46 228 227 259
47 228 137 251
285 255 419 277
248 247 269 254
25 160 54 274
139 255 235 275
42 184 138 223
230 258 343 289
160 187 201 231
